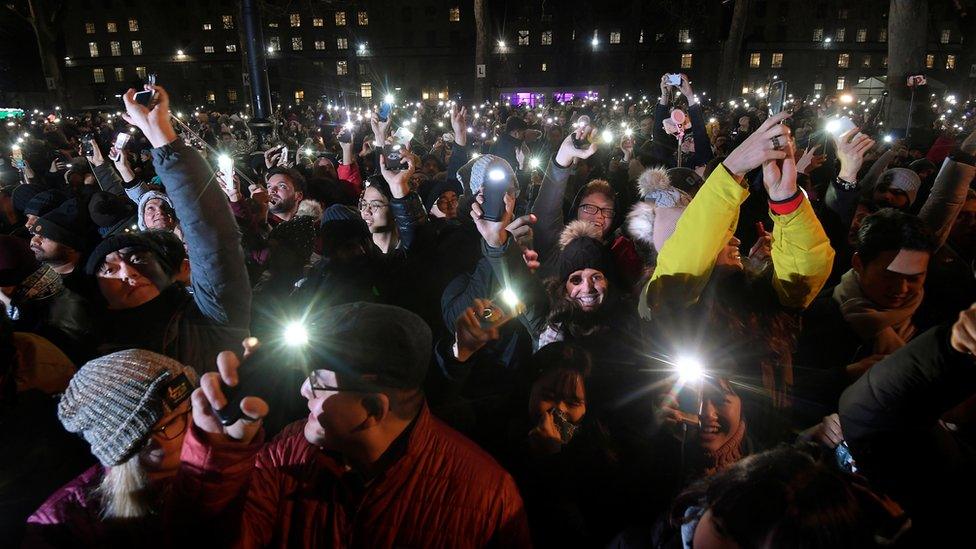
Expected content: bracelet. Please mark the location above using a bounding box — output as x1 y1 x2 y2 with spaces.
835 177 859 192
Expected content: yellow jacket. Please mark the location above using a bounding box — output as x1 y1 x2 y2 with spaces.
639 164 835 319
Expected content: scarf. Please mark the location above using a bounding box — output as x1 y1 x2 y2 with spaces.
12 264 63 304
832 270 921 354
702 419 746 476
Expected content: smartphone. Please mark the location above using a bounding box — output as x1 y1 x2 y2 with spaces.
81 134 94 157
11 145 24 170
571 115 593 149
392 127 414 147
666 73 683 87
480 165 511 222
769 81 787 116
212 346 283 426
338 122 354 144
378 101 392 122
280 145 289 163
828 116 857 136
133 73 157 107
217 155 235 189
382 143 407 171
113 132 131 151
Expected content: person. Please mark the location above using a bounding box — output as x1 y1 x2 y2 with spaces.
0 234 93 363
651 73 714 170
265 167 306 223
358 151 427 255
137 190 178 233
24 350 197 546
490 115 528 173
84 84 251 373
176 302 531 546
840 305 976 543
29 198 91 295
423 178 462 220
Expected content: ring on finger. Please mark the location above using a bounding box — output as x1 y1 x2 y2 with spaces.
770 136 783 151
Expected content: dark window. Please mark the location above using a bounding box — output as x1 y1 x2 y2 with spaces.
426 30 436 47
401 7 412 22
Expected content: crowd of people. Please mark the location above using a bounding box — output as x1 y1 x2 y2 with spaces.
1 70 975 548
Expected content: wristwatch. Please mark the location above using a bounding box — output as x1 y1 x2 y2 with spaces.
835 176 858 192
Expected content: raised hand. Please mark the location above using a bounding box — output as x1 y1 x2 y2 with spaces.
451 104 468 147
795 144 824 175
471 191 516 248
454 298 504 362
762 134 798 201
723 111 792 179
191 338 269 444
121 85 178 148
951 303 976 355
555 127 598 167
379 150 418 199
84 140 105 167
370 111 392 144
834 128 875 182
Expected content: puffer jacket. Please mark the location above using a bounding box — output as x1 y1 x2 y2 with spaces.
174 404 531 548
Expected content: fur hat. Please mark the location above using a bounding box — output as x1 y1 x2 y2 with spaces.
558 220 612 280
627 167 692 252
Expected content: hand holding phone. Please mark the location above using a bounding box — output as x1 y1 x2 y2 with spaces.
11 144 25 170
666 73 683 87
193 339 269 444
217 154 235 190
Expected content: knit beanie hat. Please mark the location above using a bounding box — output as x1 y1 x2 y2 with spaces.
322 203 359 224
85 232 167 275
423 178 463 212
35 198 88 251
89 191 137 235
57 349 198 466
456 154 518 197
557 220 613 280
0 234 41 286
24 189 68 217
626 167 692 252
878 168 921 206
137 190 175 231
11 184 40 214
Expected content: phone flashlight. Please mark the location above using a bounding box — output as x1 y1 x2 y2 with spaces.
282 321 309 346
217 154 234 189
529 157 541 169
883 135 893 143
602 129 615 143
675 356 704 383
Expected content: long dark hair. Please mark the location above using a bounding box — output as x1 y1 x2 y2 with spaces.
542 275 624 341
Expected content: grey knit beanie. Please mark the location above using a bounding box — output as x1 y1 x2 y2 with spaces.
58 349 198 466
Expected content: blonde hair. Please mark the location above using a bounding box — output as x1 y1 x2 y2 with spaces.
94 454 151 519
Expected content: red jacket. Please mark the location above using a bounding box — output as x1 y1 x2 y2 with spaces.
176 404 531 548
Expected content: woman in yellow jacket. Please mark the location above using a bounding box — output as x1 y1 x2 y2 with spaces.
644 112 835 448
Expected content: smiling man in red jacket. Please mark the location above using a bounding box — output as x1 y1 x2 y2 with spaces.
176 302 530 548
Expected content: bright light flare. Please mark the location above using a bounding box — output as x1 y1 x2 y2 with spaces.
675 356 704 382
283 321 309 346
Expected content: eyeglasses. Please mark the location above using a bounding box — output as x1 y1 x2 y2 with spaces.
358 199 389 213
437 197 459 208
579 204 614 218
308 370 358 398
152 409 190 441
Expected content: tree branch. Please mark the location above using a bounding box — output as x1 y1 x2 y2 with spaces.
4 3 34 23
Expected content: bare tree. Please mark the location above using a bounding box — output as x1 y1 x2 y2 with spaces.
886 0 929 133
716 0 751 100
4 0 65 105
473 0 489 103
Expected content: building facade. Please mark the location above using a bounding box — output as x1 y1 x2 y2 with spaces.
28 0 976 111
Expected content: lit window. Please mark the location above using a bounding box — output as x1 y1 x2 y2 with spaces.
110 41 121 56
941 29 951 44
837 53 850 68
337 38 348 50
292 37 303 51
203 22 212 31
335 11 346 26
107 21 117 33
85 22 95 34
360 82 372 98
337 60 348 75
771 52 783 68
128 19 139 32
862 55 871 67
835 28 845 42
114 67 125 81
879 29 887 42
222 15 234 29
206 90 216 102
204 45 215 53
449 7 460 22
926 54 935 69
313 17 324 27
814 82 823 92
93 68 105 83
518 30 529 46
681 53 693 69
136 66 146 79
836 76 846 90
315 40 326 50
269 36 280 51
610 31 621 44
226 43 237 53
749 52 760 67
228 89 238 102
542 31 552 45
542 63 547 72
131 40 142 55
358 11 368 25
855 28 866 43
290 13 301 27
639 30 644 44
812 28 823 41
678 28 689 43
947 54 957 70
295 90 304 103
89 42 99 57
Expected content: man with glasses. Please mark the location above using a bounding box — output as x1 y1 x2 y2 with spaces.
180 302 530 547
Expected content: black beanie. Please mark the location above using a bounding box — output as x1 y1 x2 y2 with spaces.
89 191 137 230
85 232 167 275
35 199 88 251
422 178 463 213
24 189 68 217
557 220 612 281
11 185 40 214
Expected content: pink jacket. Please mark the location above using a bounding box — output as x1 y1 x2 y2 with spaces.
175 404 531 548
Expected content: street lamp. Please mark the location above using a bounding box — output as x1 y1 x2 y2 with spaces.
497 39 506 48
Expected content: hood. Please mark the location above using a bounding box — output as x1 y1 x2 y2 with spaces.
566 180 625 239
137 190 175 231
